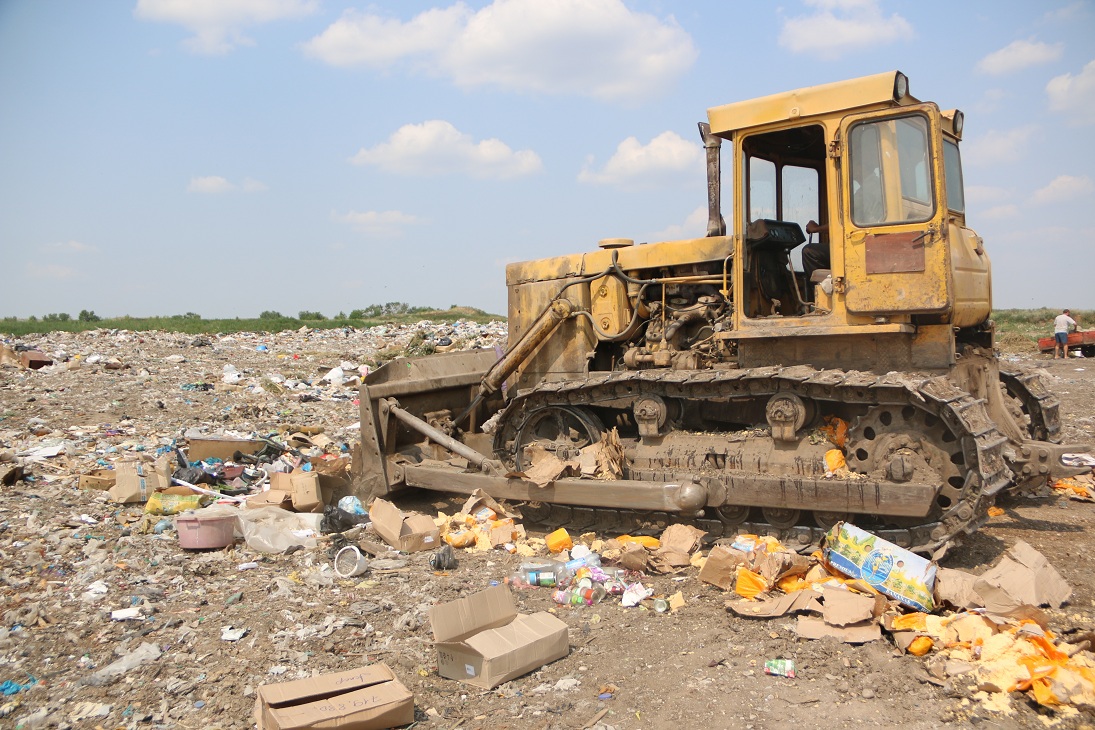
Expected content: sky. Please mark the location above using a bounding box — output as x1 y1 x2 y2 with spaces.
1 0 1094 319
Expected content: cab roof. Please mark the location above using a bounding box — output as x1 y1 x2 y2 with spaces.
707 71 919 136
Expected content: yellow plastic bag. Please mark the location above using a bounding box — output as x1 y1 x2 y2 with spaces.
145 491 206 515
734 566 770 599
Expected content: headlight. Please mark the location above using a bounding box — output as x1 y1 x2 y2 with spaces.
894 72 909 101
952 110 964 137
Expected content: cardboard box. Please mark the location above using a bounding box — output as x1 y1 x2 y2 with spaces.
79 468 117 491
110 459 170 504
824 522 936 612
370 498 440 552
429 585 569 689
699 545 747 590
246 489 294 510
255 663 413 730
187 436 265 462
270 470 325 513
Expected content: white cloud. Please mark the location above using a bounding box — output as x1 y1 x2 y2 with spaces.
25 262 78 280
976 39 1064 75
579 131 703 187
778 0 913 59
978 204 1020 220
351 120 542 179
961 125 1037 167
336 210 421 237
135 0 317 55
303 0 697 103
1047 60 1095 125
1031 174 1095 205
648 206 708 241
1043 2 1088 23
44 240 99 254
186 175 267 193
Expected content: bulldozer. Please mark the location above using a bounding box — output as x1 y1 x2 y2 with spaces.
355 71 1080 555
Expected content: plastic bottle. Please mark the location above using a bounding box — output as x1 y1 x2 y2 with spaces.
552 583 606 606
563 553 601 573
510 561 570 588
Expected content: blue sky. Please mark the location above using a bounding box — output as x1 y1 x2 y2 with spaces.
1 0 1094 319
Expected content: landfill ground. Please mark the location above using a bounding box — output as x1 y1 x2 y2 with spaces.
1 326 1095 729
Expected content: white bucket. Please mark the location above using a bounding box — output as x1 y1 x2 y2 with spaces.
334 546 369 578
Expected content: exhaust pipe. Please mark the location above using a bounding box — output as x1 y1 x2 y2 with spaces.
698 122 725 237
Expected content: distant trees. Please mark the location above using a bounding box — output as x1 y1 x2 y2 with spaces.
259 311 284 320
78 310 101 322
349 303 431 318
297 310 327 320
43 312 71 322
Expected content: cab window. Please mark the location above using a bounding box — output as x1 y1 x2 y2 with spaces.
943 138 965 213
849 114 934 227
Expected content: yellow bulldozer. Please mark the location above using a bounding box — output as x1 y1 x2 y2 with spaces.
355 71 1080 555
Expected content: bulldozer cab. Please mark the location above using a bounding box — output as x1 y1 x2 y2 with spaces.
717 71 969 325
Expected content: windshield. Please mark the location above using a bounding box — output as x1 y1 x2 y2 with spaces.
849 114 934 227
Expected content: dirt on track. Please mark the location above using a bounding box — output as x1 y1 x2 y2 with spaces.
1 328 1094 730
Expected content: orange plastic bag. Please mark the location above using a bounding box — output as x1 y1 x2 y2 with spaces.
734 566 769 599
546 528 573 553
444 530 476 548
821 416 848 449
617 535 660 549
892 613 928 632
824 449 846 472
906 636 933 656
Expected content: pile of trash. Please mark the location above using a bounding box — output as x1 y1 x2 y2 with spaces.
698 522 1093 713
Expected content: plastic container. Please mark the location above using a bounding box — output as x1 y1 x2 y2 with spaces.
176 512 236 549
545 528 573 553
334 546 369 578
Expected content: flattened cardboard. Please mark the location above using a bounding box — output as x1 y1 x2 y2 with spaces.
699 545 747 590
726 589 821 618
824 522 935 612
270 470 324 513
187 436 265 462
974 540 1072 613
79 469 116 491
796 615 882 643
255 663 413 730
821 587 876 626
934 567 983 610
370 498 440 553
430 585 569 689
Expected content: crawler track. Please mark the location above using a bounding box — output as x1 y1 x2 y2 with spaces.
1000 366 1061 443
495 365 1013 555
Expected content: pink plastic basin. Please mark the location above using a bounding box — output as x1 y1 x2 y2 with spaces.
177 513 236 549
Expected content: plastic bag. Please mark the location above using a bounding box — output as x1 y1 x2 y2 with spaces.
145 491 207 515
237 506 319 553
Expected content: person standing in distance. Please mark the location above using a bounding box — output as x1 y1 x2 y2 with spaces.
1054 309 1079 359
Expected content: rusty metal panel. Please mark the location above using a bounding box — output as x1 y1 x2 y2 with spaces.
864 231 926 274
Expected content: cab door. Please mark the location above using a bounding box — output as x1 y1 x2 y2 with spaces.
839 104 950 315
